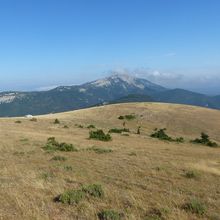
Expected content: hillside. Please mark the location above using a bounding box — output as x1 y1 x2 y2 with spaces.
0 103 220 219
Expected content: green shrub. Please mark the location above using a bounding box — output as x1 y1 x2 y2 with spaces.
118 114 135 120
191 132 218 147
54 118 60 124
63 125 69 128
89 130 112 141
87 146 113 154
87 124 96 129
137 126 141 134
118 116 124 120
58 190 85 204
51 155 67 161
182 199 206 215
108 128 130 133
82 184 104 198
98 210 122 220
75 124 84 128
184 170 200 179
43 137 78 152
15 120 22 123
151 128 184 143
64 165 73 171
151 128 172 141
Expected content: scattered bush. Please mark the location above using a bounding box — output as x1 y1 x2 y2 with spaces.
182 199 206 215
137 126 141 134
58 190 85 204
151 128 172 141
64 165 73 171
98 210 122 220
43 137 78 152
87 124 96 129
184 170 200 179
87 146 113 154
82 184 104 198
15 120 22 123
54 119 60 124
151 128 184 143
51 155 67 161
191 132 218 147
41 172 54 181
118 114 136 120
57 184 104 205
108 128 130 133
89 130 112 141
63 125 69 128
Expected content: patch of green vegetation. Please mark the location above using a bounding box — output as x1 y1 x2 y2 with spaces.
82 184 104 198
151 128 184 143
182 199 206 215
118 114 136 120
89 130 112 141
64 165 73 171
87 124 96 129
87 146 113 154
41 172 54 181
20 138 29 142
58 190 85 204
43 137 78 152
51 155 67 161
98 210 122 220
184 170 200 179
191 132 218 147
108 128 130 133
63 125 69 128
57 184 104 205
54 118 60 124
15 120 22 123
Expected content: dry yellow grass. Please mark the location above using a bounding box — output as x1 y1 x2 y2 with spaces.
0 102 219 219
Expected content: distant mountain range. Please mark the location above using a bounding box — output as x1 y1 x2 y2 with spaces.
0 74 219 117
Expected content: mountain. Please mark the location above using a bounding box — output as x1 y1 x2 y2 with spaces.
152 88 220 109
0 74 220 117
0 74 166 117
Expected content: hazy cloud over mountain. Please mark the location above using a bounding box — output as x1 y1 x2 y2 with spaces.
109 67 220 95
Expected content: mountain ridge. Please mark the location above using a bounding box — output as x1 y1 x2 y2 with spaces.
0 74 219 117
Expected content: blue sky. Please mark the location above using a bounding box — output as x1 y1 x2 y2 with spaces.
0 0 220 94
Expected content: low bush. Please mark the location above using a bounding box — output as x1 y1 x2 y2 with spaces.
108 128 130 133
54 118 60 124
89 130 112 141
58 190 85 204
118 114 136 120
87 146 112 154
15 120 22 123
64 165 73 171
98 210 122 220
87 124 96 129
182 199 206 215
63 125 69 128
184 170 200 179
151 128 172 141
191 132 218 147
82 184 104 198
57 184 104 205
151 128 184 143
43 137 78 152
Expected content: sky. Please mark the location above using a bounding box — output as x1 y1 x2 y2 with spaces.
0 0 220 94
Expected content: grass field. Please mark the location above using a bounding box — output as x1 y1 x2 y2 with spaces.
0 102 219 220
